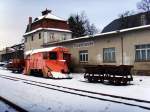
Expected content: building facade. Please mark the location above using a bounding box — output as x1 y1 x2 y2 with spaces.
23 10 150 75
24 9 72 52
43 25 150 75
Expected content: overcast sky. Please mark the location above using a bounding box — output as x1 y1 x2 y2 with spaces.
0 0 140 50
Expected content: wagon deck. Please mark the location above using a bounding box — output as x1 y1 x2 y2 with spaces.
84 65 133 85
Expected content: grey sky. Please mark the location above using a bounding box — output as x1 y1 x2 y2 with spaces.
0 0 139 49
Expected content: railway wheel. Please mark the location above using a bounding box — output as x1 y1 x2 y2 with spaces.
122 80 127 85
87 77 93 83
93 77 98 82
47 71 53 78
99 78 104 83
12 70 15 73
108 79 114 84
115 80 121 85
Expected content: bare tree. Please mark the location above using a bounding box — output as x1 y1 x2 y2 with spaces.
118 10 135 18
137 0 150 12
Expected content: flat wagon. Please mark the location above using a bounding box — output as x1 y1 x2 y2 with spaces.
84 65 133 85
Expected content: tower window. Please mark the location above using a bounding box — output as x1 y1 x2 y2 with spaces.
31 35 34 41
39 33 41 39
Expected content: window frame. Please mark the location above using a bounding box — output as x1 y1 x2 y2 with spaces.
79 50 88 63
49 52 57 60
39 33 41 39
103 47 116 63
62 34 67 40
49 33 54 40
31 35 34 41
25 37 27 43
135 44 150 62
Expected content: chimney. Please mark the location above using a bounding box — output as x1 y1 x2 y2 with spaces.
42 9 52 16
28 17 32 31
29 17 32 25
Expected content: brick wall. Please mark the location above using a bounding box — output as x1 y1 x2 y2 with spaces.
30 19 69 32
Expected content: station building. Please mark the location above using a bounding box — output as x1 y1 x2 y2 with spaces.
23 10 150 75
42 25 150 75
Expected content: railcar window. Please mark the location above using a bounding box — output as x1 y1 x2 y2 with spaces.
43 52 48 59
49 52 57 60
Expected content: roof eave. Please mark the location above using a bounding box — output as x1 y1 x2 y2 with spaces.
23 28 72 37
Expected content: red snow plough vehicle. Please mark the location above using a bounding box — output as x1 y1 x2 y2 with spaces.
24 46 71 78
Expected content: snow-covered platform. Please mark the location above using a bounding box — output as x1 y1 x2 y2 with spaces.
0 68 150 112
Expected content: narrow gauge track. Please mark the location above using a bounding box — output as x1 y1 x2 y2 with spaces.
0 96 28 112
0 74 150 110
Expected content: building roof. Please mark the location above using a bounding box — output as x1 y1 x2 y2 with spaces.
34 13 66 22
102 11 150 33
25 9 70 34
43 24 150 46
24 27 72 36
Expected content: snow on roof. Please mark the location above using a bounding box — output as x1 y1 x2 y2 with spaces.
24 27 72 36
25 47 58 55
120 24 150 32
44 31 118 45
96 24 150 36
34 13 66 22
44 24 150 46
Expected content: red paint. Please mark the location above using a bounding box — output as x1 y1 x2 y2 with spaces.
23 47 71 78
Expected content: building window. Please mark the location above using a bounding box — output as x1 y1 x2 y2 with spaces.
62 34 67 40
31 35 34 41
135 44 150 61
25 38 27 43
39 33 41 39
103 48 116 63
141 14 147 25
79 50 88 62
50 33 54 40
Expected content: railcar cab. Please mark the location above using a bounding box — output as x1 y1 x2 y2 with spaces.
42 47 71 77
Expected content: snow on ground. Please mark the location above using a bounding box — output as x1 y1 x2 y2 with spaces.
0 68 150 112
0 68 150 101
